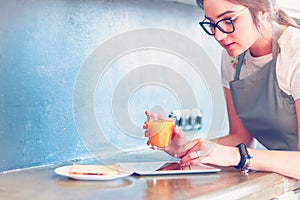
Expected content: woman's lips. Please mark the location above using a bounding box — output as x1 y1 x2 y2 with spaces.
222 42 235 50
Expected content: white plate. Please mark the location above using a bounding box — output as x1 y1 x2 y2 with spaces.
54 165 132 181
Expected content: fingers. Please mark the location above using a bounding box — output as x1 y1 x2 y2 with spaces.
144 130 149 137
143 111 159 130
186 139 203 152
172 139 201 159
143 121 148 129
173 125 180 133
179 139 202 155
178 139 206 166
146 140 166 151
179 150 202 166
179 140 218 166
145 110 154 118
144 111 164 120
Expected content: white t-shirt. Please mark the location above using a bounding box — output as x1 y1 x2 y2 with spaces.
221 26 300 101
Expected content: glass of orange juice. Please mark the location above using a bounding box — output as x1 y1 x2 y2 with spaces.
147 115 176 149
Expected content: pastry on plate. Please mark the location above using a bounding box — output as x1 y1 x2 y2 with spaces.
69 164 120 176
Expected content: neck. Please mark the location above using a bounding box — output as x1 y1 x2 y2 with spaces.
249 21 278 57
249 34 273 57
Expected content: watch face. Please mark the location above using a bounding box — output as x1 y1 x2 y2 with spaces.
239 143 248 155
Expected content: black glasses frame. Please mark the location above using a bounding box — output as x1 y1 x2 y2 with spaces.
199 18 235 36
199 7 248 36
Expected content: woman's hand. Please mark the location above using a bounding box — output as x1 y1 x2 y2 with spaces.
143 111 189 157
179 139 240 167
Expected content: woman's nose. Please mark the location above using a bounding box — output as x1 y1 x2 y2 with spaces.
213 28 227 41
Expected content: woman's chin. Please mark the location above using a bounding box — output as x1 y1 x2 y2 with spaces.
226 49 243 57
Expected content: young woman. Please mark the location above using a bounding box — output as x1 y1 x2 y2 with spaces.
144 0 300 179
179 0 300 178
196 0 300 151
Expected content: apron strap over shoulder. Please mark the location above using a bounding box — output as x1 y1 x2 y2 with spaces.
234 52 246 81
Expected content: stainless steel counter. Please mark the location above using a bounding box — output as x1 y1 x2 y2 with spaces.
1 164 300 200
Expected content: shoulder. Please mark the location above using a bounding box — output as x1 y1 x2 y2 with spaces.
278 26 300 53
277 26 300 100
277 26 300 66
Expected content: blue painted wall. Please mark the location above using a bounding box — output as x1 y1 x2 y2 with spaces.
0 0 224 172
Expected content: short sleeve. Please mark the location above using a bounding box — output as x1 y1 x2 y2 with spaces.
277 26 300 101
290 53 300 101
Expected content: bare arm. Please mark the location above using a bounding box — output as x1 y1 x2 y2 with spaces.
214 87 253 146
179 96 300 179
180 140 300 180
248 149 300 179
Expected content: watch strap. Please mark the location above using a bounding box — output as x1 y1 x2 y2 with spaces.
234 143 251 169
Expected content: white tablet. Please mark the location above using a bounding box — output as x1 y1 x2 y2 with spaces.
118 161 221 176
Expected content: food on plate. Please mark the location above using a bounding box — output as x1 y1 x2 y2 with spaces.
69 164 120 175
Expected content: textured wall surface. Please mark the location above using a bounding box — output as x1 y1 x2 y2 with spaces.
0 0 224 172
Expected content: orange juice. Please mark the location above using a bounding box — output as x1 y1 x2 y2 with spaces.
148 119 175 148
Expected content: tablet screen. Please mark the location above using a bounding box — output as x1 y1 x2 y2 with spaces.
118 161 221 176
154 162 220 174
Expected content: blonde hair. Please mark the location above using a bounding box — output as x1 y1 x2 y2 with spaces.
196 0 300 30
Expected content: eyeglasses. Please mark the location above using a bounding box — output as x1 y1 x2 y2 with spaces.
199 7 248 36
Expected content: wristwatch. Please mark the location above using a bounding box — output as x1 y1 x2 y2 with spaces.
234 143 251 170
